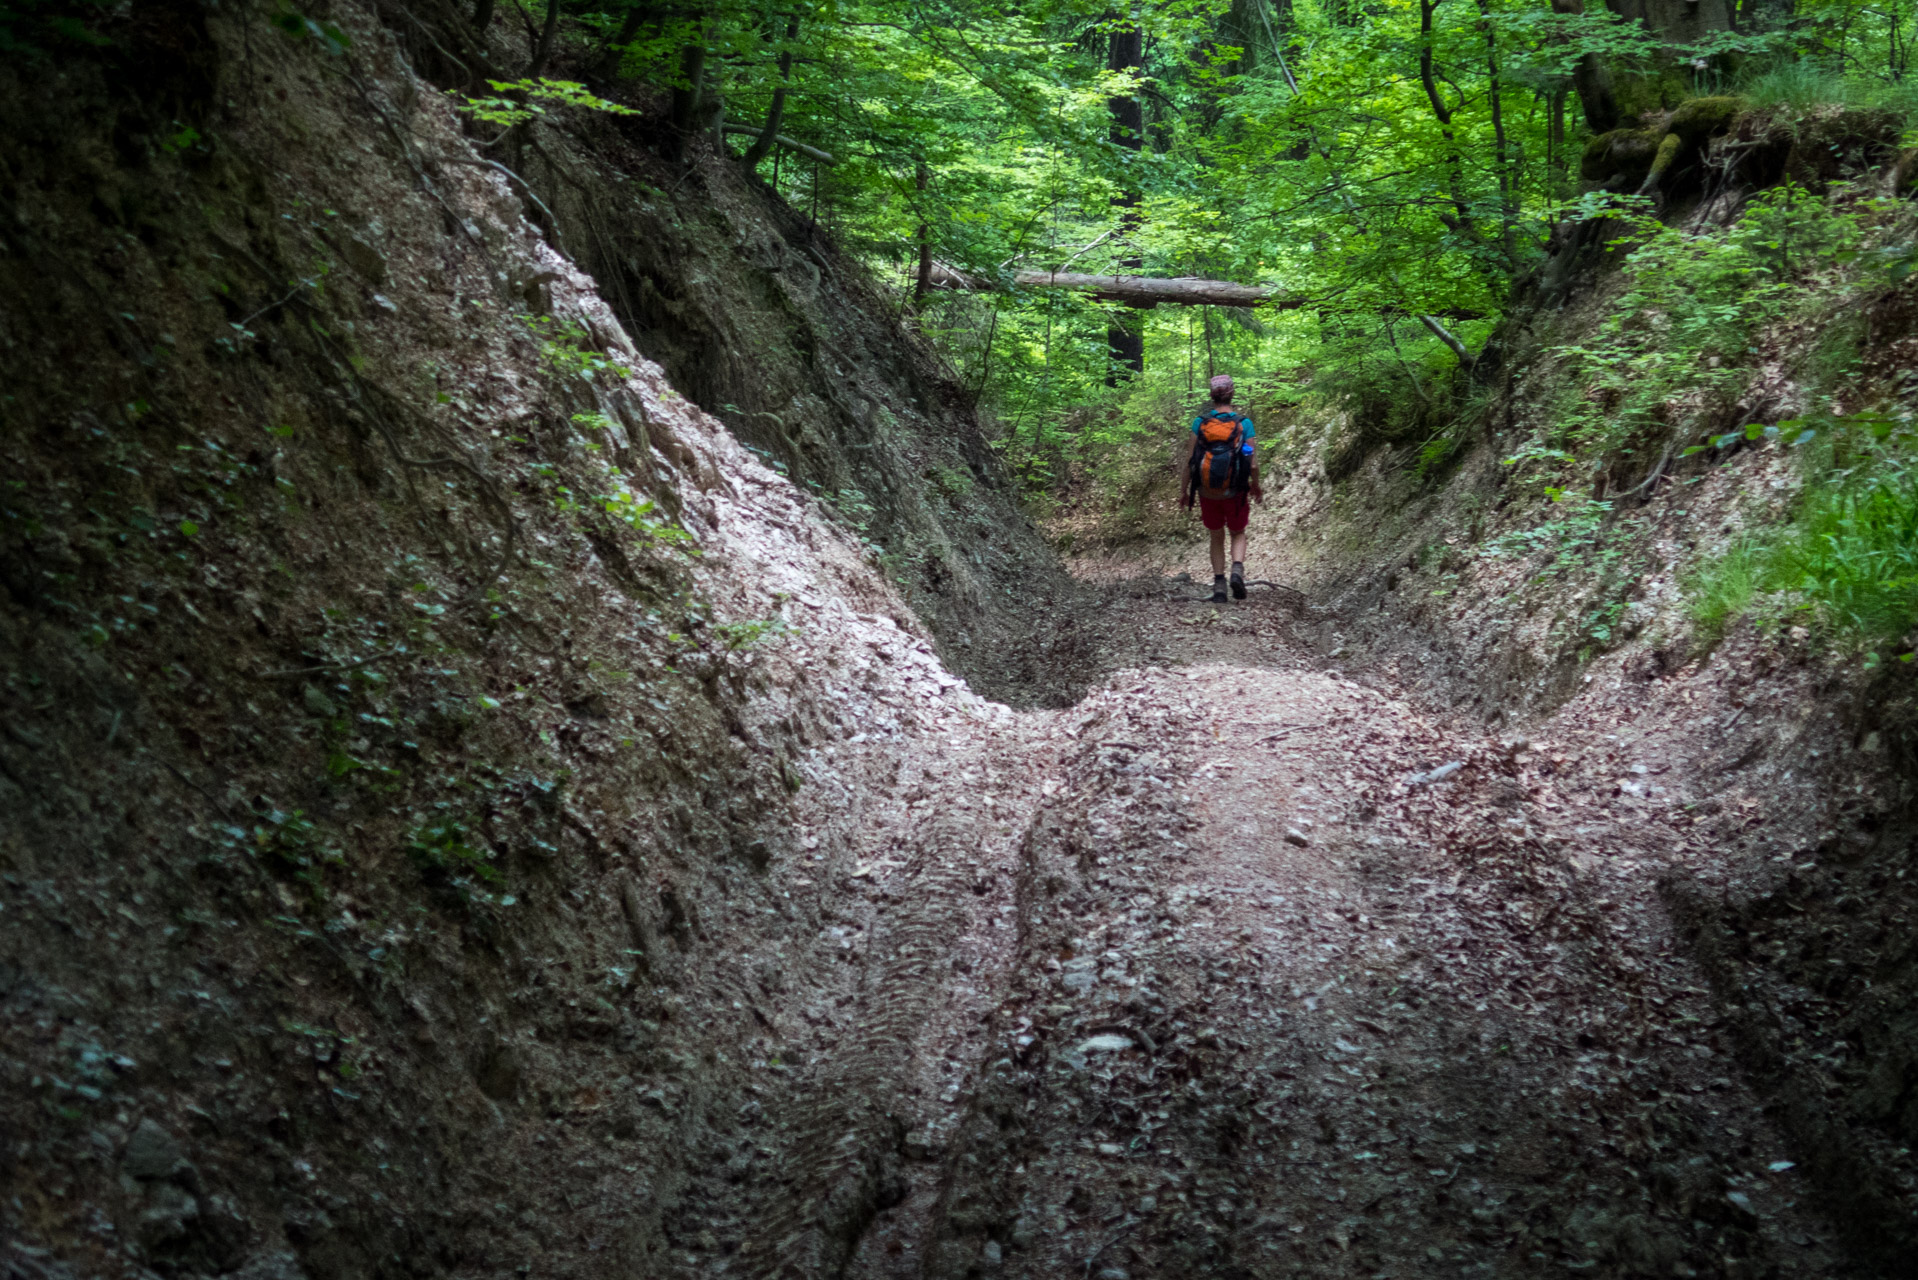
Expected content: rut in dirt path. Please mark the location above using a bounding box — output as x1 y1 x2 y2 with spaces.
834 590 1846 1280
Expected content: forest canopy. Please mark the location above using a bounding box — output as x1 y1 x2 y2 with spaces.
538 0 1910 493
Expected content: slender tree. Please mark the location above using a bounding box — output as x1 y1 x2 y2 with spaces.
742 13 799 168
667 16 710 160
526 0 562 78
913 160 933 302
1106 1 1147 382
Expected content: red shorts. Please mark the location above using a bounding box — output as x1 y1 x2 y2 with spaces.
1198 494 1250 533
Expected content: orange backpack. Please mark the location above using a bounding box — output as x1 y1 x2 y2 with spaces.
1191 407 1250 500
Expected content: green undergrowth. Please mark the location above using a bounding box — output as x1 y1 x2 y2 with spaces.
1737 60 1918 121
1529 185 1870 470
1688 411 1918 655
1484 177 1918 664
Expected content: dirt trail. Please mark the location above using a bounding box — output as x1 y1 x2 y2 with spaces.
818 577 1847 1279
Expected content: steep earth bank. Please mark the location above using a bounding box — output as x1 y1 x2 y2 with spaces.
1259 280 1918 1273
383 10 1077 706
0 4 1058 1278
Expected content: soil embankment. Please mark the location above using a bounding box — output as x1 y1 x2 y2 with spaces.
0 4 1054 1276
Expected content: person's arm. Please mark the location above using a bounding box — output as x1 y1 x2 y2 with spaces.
1181 421 1199 507
1243 416 1263 502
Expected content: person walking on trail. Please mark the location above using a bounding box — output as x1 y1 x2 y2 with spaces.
1180 373 1262 603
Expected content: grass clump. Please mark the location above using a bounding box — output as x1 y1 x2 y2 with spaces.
1688 412 1918 653
1738 61 1918 121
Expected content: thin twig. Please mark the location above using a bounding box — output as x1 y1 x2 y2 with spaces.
1614 440 1676 499
160 755 236 819
509 0 540 48
343 370 522 601
260 650 403 678
437 154 570 256
390 2 480 86
1381 315 1432 408
340 63 481 247
1053 227 1116 272
1257 722 1325 742
237 283 310 330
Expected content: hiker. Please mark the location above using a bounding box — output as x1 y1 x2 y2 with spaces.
1180 373 1262 602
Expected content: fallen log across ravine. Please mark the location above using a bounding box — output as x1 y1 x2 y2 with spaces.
926 261 1276 307
923 262 1483 323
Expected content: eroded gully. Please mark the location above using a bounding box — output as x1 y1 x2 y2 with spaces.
748 573 1844 1280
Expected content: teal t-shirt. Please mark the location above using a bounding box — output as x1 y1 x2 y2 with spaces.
1191 408 1255 459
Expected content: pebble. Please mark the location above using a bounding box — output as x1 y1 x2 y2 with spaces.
122 1119 186 1181
228 1253 310 1280
1076 1034 1135 1054
1407 760 1465 786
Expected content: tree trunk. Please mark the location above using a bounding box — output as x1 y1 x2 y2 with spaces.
922 263 1483 317
593 3 648 78
1551 0 1620 131
667 36 708 160
707 69 726 151
913 161 932 302
1419 0 1479 238
1107 3 1147 383
1557 0 1737 131
1477 0 1520 268
741 15 797 169
1609 0 1735 43
472 0 496 45
1418 314 1475 368
525 0 561 79
1549 84 1568 193
1538 0 1742 299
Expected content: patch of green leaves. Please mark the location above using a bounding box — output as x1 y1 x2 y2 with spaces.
406 818 516 910
819 485 878 535
523 315 630 385
218 805 344 876
1481 490 1615 576
1524 186 1861 467
1687 409 1918 652
711 617 797 650
271 9 349 56
449 78 638 130
599 490 694 546
0 0 114 54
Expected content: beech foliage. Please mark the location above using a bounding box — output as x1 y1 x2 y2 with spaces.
579 0 1908 485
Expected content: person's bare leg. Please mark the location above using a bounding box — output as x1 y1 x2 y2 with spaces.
1210 528 1227 577
1230 530 1248 567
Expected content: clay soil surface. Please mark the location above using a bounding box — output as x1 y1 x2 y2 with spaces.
821 561 1847 1279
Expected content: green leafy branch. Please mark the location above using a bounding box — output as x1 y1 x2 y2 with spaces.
449 78 638 130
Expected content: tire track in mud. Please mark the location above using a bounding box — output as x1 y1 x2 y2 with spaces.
841 644 1847 1279
736 729 1053 1278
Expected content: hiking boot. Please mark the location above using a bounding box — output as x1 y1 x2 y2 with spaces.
1211 575 1228 603
1230 562 1247 600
